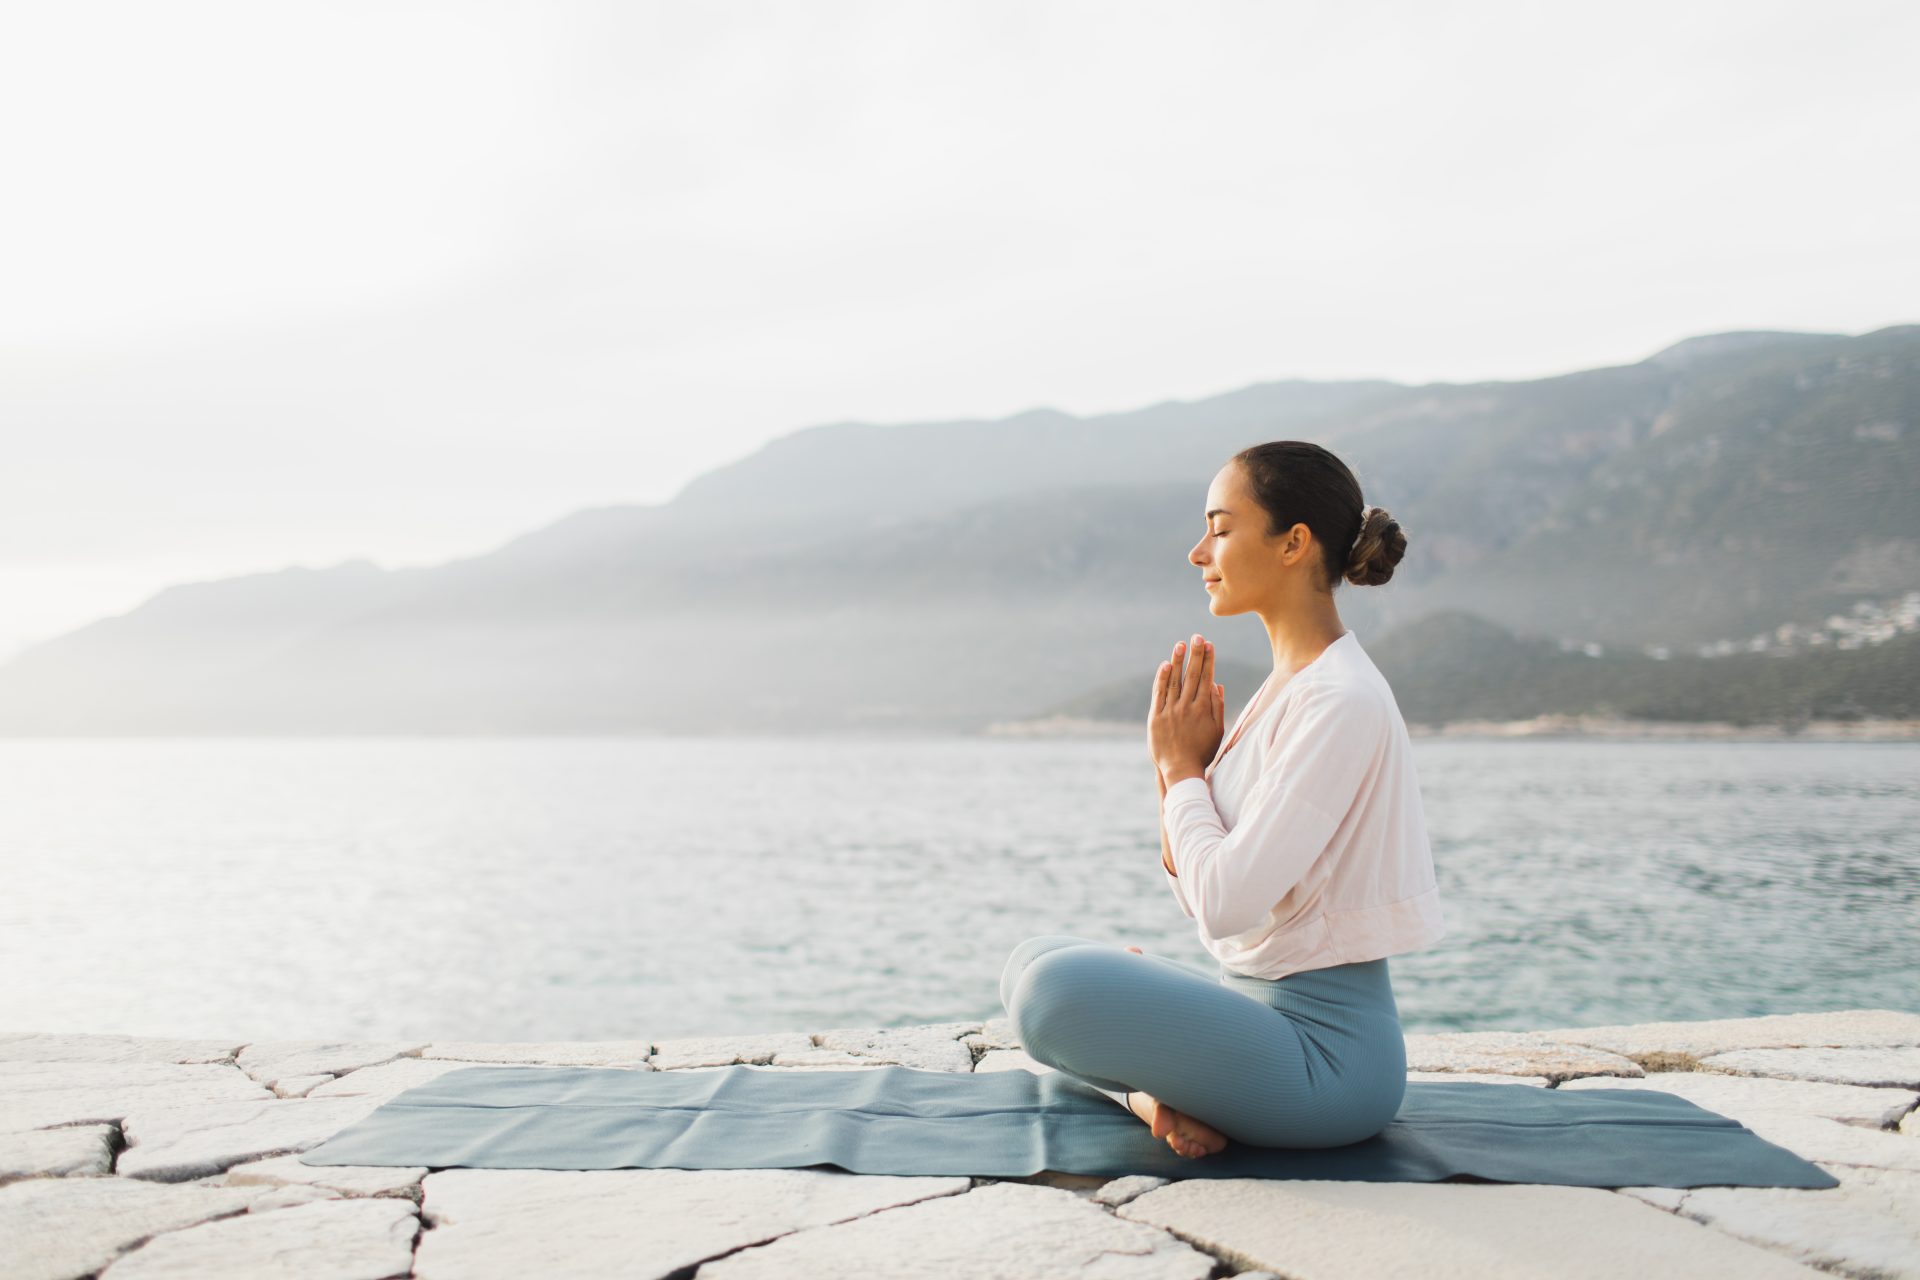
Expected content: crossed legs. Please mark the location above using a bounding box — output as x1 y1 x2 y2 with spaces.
1000 934 1391 1150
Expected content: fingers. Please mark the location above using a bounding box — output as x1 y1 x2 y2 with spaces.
1185 635 1211 706
1152 647 1180 718
1164 635 1215 711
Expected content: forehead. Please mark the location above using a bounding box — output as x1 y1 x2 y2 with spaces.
1205 463 1244 510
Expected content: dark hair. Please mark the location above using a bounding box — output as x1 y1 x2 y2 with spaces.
1229 441 1406 588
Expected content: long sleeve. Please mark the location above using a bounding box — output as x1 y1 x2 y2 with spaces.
1162 683 1388 941
1161 847 1196 919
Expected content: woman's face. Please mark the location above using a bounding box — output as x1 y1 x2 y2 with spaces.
1188 462 1311 614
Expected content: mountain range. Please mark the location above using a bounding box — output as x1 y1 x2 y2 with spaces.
1 323 1913 735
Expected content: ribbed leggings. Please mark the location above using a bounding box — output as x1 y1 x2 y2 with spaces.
999 934 1408 1148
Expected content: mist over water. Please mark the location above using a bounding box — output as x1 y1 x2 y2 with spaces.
3 737 1914 1043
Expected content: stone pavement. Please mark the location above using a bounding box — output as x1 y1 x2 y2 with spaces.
3 1008 1917 1279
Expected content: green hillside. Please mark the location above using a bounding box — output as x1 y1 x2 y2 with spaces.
1034 611 1920 728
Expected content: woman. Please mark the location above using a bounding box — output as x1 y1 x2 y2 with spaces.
998 440 1448 1159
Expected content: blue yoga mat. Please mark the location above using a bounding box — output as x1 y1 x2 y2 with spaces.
298 1063 1839 1189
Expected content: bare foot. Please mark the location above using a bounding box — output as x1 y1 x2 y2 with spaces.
1126 1091 1230 1159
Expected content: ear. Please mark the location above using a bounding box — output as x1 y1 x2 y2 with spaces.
1280 521 1313 567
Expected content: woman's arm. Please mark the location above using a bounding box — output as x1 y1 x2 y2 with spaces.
1158 770 1176 876
1163 685 1387 939
1158 768 1197 919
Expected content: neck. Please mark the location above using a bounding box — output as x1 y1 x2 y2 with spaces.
1256 592 1347 678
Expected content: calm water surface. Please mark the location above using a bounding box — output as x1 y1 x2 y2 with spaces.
2 737 1915 1042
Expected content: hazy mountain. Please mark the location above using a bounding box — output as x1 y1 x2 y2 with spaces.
1 324 1913 735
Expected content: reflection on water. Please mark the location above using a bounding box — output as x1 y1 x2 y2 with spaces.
2 737 1915 1041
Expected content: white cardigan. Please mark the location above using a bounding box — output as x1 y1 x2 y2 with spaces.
1161 628 1448 980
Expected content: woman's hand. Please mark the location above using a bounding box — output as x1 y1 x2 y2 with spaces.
1149 633 1224 786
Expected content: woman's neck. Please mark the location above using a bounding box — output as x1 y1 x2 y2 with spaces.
1259 600 1347 680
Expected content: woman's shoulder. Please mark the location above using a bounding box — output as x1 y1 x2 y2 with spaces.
1271 663 1394 741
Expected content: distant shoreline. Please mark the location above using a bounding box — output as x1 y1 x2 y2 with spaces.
981 714 1920 741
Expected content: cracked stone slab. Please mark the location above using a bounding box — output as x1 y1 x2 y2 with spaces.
798 1023 979 1073
241 1183 342 1212
760 1047 905 1068
1402 1031 1642 1081
1697 1046 1920 1090
1537 1009 1920 1062
270 1075 335 1099
1904 1107 1919 1137
1117 1179 1823 1278
235 1042 427 1092
118 1096 389 1182
698 1181 1213 1279
1406 1070 1551 1086
973 1047 1051 1075
0 1034 243 1067
735 1059 892 1072
421 1040 656 1067
97 1195 419 1279
1666 1166 1920 1280
0 1062 271 1132
961 1017 1021 1053
647 1031 817 1071
412 1167 970 1280
305 1057 574 1102
999 1170 1112 1197
223 1152 425 1199
1617 1185 1689 1212
1095 1175 1171 1207
0 1175 260 1280
1554 1072 1917 1128
0 1125 116 1184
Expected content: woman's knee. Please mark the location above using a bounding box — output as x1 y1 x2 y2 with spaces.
999 934 1103 1017
1003 938 1124 1041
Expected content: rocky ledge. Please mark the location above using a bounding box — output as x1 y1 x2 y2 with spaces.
3 1008 1918 1280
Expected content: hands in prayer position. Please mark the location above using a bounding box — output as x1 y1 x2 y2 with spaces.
1149 632 1225 788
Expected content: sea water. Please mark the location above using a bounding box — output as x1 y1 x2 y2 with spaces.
2 737 1914 1042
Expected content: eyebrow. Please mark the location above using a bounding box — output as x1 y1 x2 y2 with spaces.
1206 508 1233 520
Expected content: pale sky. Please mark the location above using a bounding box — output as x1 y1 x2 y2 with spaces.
3 0 1917 659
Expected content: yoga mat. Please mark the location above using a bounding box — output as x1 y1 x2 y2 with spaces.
298 1063 1839 1189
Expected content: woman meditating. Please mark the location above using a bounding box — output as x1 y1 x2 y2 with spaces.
999 440 1448 1159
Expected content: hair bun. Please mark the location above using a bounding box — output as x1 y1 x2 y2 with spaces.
1344 505 1406 587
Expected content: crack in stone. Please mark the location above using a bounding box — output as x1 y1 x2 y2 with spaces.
407 1182 440 1279
668 1180 974 1278
1630 1051 1705 1072
81 1201 260 1279
1134 1217 1268 1278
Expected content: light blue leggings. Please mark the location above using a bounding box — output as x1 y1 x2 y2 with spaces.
999 934 1408 1148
